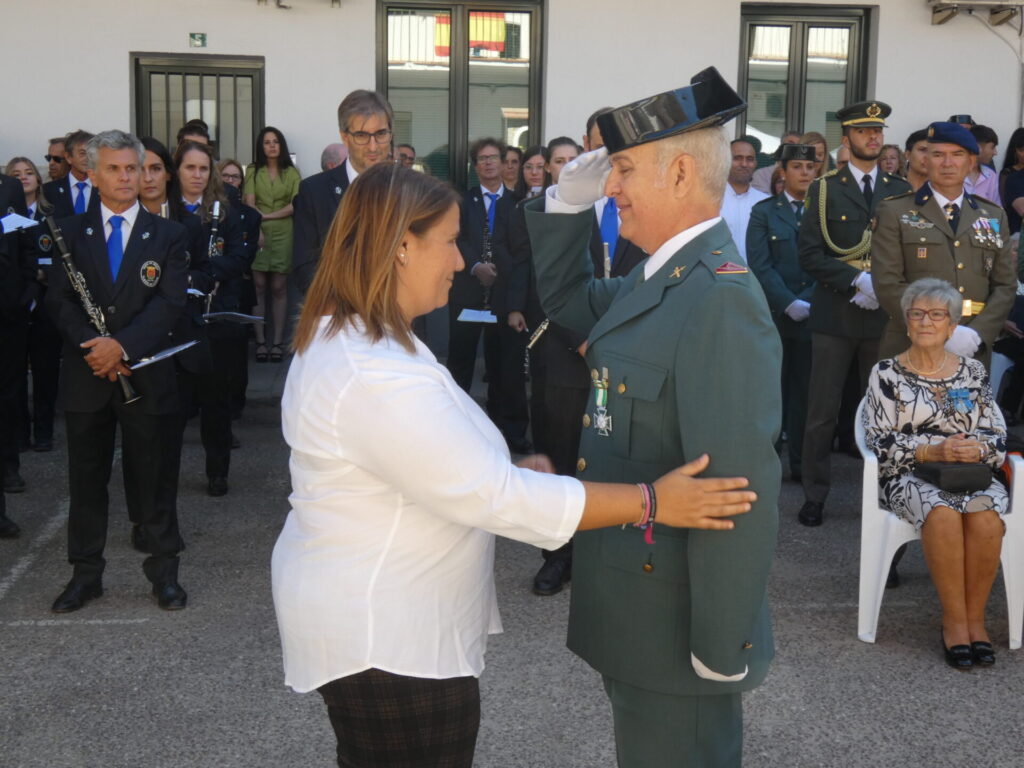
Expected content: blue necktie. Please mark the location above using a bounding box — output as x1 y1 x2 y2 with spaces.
600 198 619 266
107 215 124 280
185 202 199 214
484 192 498 233
74 182 87 214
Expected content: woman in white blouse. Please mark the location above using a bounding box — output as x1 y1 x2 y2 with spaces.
272 163 757 767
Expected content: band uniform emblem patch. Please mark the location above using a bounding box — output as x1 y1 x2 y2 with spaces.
715 261 748 275
214 236 225 257
140 260 161 287
37 234 53 252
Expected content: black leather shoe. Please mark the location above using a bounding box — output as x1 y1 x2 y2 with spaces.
4 469 26 494
0 512 20 538
131 524 149 553
533 556 571 596
971 641 996 666
797 501 823 527
943 634 973 670
153 582 187 610
52 579 103 613
208 477 228 497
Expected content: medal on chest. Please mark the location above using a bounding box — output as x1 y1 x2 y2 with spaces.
592 367 613 436
971 217 1003 251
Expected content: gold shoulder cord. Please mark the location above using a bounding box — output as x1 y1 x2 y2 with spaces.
816 172 873 268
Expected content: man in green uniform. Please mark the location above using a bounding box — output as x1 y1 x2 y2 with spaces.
796 101 911 527
747 144 818 482
525 67 781 768
873 122 1015 368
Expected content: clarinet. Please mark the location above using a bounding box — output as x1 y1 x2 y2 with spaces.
481 216 493 311
204 200 222 314
523 318 550 376
45 216 141 405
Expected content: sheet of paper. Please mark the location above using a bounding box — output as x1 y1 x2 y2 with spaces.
457 308 498 324
1 212 39 233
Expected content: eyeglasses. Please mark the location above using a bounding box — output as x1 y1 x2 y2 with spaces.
220 172 242 181
906 308 951 322
346 129 392 146
476 154 501 164
45 155 65 163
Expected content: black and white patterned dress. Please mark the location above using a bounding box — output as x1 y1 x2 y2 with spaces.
863 356 1008 529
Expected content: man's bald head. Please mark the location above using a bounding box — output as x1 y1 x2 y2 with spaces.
321 142 349 171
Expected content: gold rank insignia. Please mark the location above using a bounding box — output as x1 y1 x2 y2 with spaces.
671 266 686 278
867 102 881 119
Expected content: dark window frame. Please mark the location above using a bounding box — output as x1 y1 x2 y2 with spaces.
130 52 266 159
737 4 872 137
376 1 544 190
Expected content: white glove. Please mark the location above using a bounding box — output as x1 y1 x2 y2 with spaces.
553 147 612 207
784 299 811 322
850 291 879 310
852 271 876 300
945 325 982 358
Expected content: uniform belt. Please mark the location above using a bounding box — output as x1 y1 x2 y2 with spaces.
962 299 986 317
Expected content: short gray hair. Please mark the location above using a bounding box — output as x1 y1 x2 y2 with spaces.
320 142 347 171
337 89 393 133
654 125 730 204
900 277 963 324
86 130 145 169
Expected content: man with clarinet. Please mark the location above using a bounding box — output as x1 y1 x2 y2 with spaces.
47 130 190 613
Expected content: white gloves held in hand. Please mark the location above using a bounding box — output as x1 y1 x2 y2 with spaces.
945 325 982 358
850 291 879 310
784 299 811 322
850 271 879 310
554 147 612 207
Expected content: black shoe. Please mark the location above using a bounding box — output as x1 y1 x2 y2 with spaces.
532 556 572 596
207 477 228 497
971 641 996 666
507 437 534 455
33 439 53 453
52 579 103 613
153 581 187 610
131 524 149 553
231 433 241 449
4 468 26 493
885 563 900 589
797 501 823 527
0 512 20 538
943 634 973 671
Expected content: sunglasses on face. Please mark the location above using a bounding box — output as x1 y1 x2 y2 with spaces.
45 155 66 163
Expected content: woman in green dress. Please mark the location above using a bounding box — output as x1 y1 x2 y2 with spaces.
244 126 301 362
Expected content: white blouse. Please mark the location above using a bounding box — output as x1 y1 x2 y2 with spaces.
272 318 585 693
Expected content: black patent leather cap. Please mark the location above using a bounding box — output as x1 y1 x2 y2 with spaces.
780 144 818 163
596 67 747 154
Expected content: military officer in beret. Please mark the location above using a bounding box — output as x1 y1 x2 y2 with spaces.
797 101 912 527
526 67 780 767
747 144 819 482
873 122 1016 368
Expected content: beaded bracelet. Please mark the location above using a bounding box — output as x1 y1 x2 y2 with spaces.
633 482 657 545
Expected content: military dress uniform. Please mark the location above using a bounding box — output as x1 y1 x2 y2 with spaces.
872 127 1016 368
526 70 781 767
798 102 911 518
747 185 815 477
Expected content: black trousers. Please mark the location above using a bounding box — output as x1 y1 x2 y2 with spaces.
227 334 249 420
1 312 29 474
65 401 181 584
193 336 235 478
318 669 480 768
780 334 812 472
492 320 530 442
25 302 62 443
446 304 498 400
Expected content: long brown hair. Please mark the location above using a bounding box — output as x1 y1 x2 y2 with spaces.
293 163 459 354
170 140 229 223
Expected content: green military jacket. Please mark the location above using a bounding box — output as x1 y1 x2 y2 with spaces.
525 202 781 697
798 166 911 339
872 184 1016 367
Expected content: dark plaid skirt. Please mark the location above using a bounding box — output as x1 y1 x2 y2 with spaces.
318 668 480 768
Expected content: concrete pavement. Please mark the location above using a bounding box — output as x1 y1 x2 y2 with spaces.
1 349 1022 767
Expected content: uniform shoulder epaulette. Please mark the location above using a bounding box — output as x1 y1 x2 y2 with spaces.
971 193 1000 208
820 168 839 180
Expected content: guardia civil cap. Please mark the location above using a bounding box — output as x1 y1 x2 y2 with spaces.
780 144 818 163
835 100 891 128
596 66 746 155
927 121 980 154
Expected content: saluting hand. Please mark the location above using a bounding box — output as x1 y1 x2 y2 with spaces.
81 336 126 378
654 454 756 530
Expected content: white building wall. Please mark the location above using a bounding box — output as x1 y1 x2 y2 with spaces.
3 0 1024 176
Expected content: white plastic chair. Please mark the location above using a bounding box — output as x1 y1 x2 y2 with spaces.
855 398 1024 649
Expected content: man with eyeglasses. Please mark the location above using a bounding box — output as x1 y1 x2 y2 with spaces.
46 137 70 181
873 121 1015 371
42 129 98 219
292 89 394 294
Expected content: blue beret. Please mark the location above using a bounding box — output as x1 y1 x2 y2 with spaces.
927 122 980 154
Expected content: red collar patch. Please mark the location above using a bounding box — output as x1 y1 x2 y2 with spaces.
715 261 748 274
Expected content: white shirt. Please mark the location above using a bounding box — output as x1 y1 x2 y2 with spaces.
345 159 359 186
931 187 965 211
70 174 93 209
643 217 722 280
272 319 584 692
480 184 504 212
850 163 878 194
100 200 140 244
720 184 769 263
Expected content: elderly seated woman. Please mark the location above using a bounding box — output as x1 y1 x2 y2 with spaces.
863 277 1008 670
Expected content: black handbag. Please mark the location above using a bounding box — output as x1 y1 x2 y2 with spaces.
913 462 993 493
